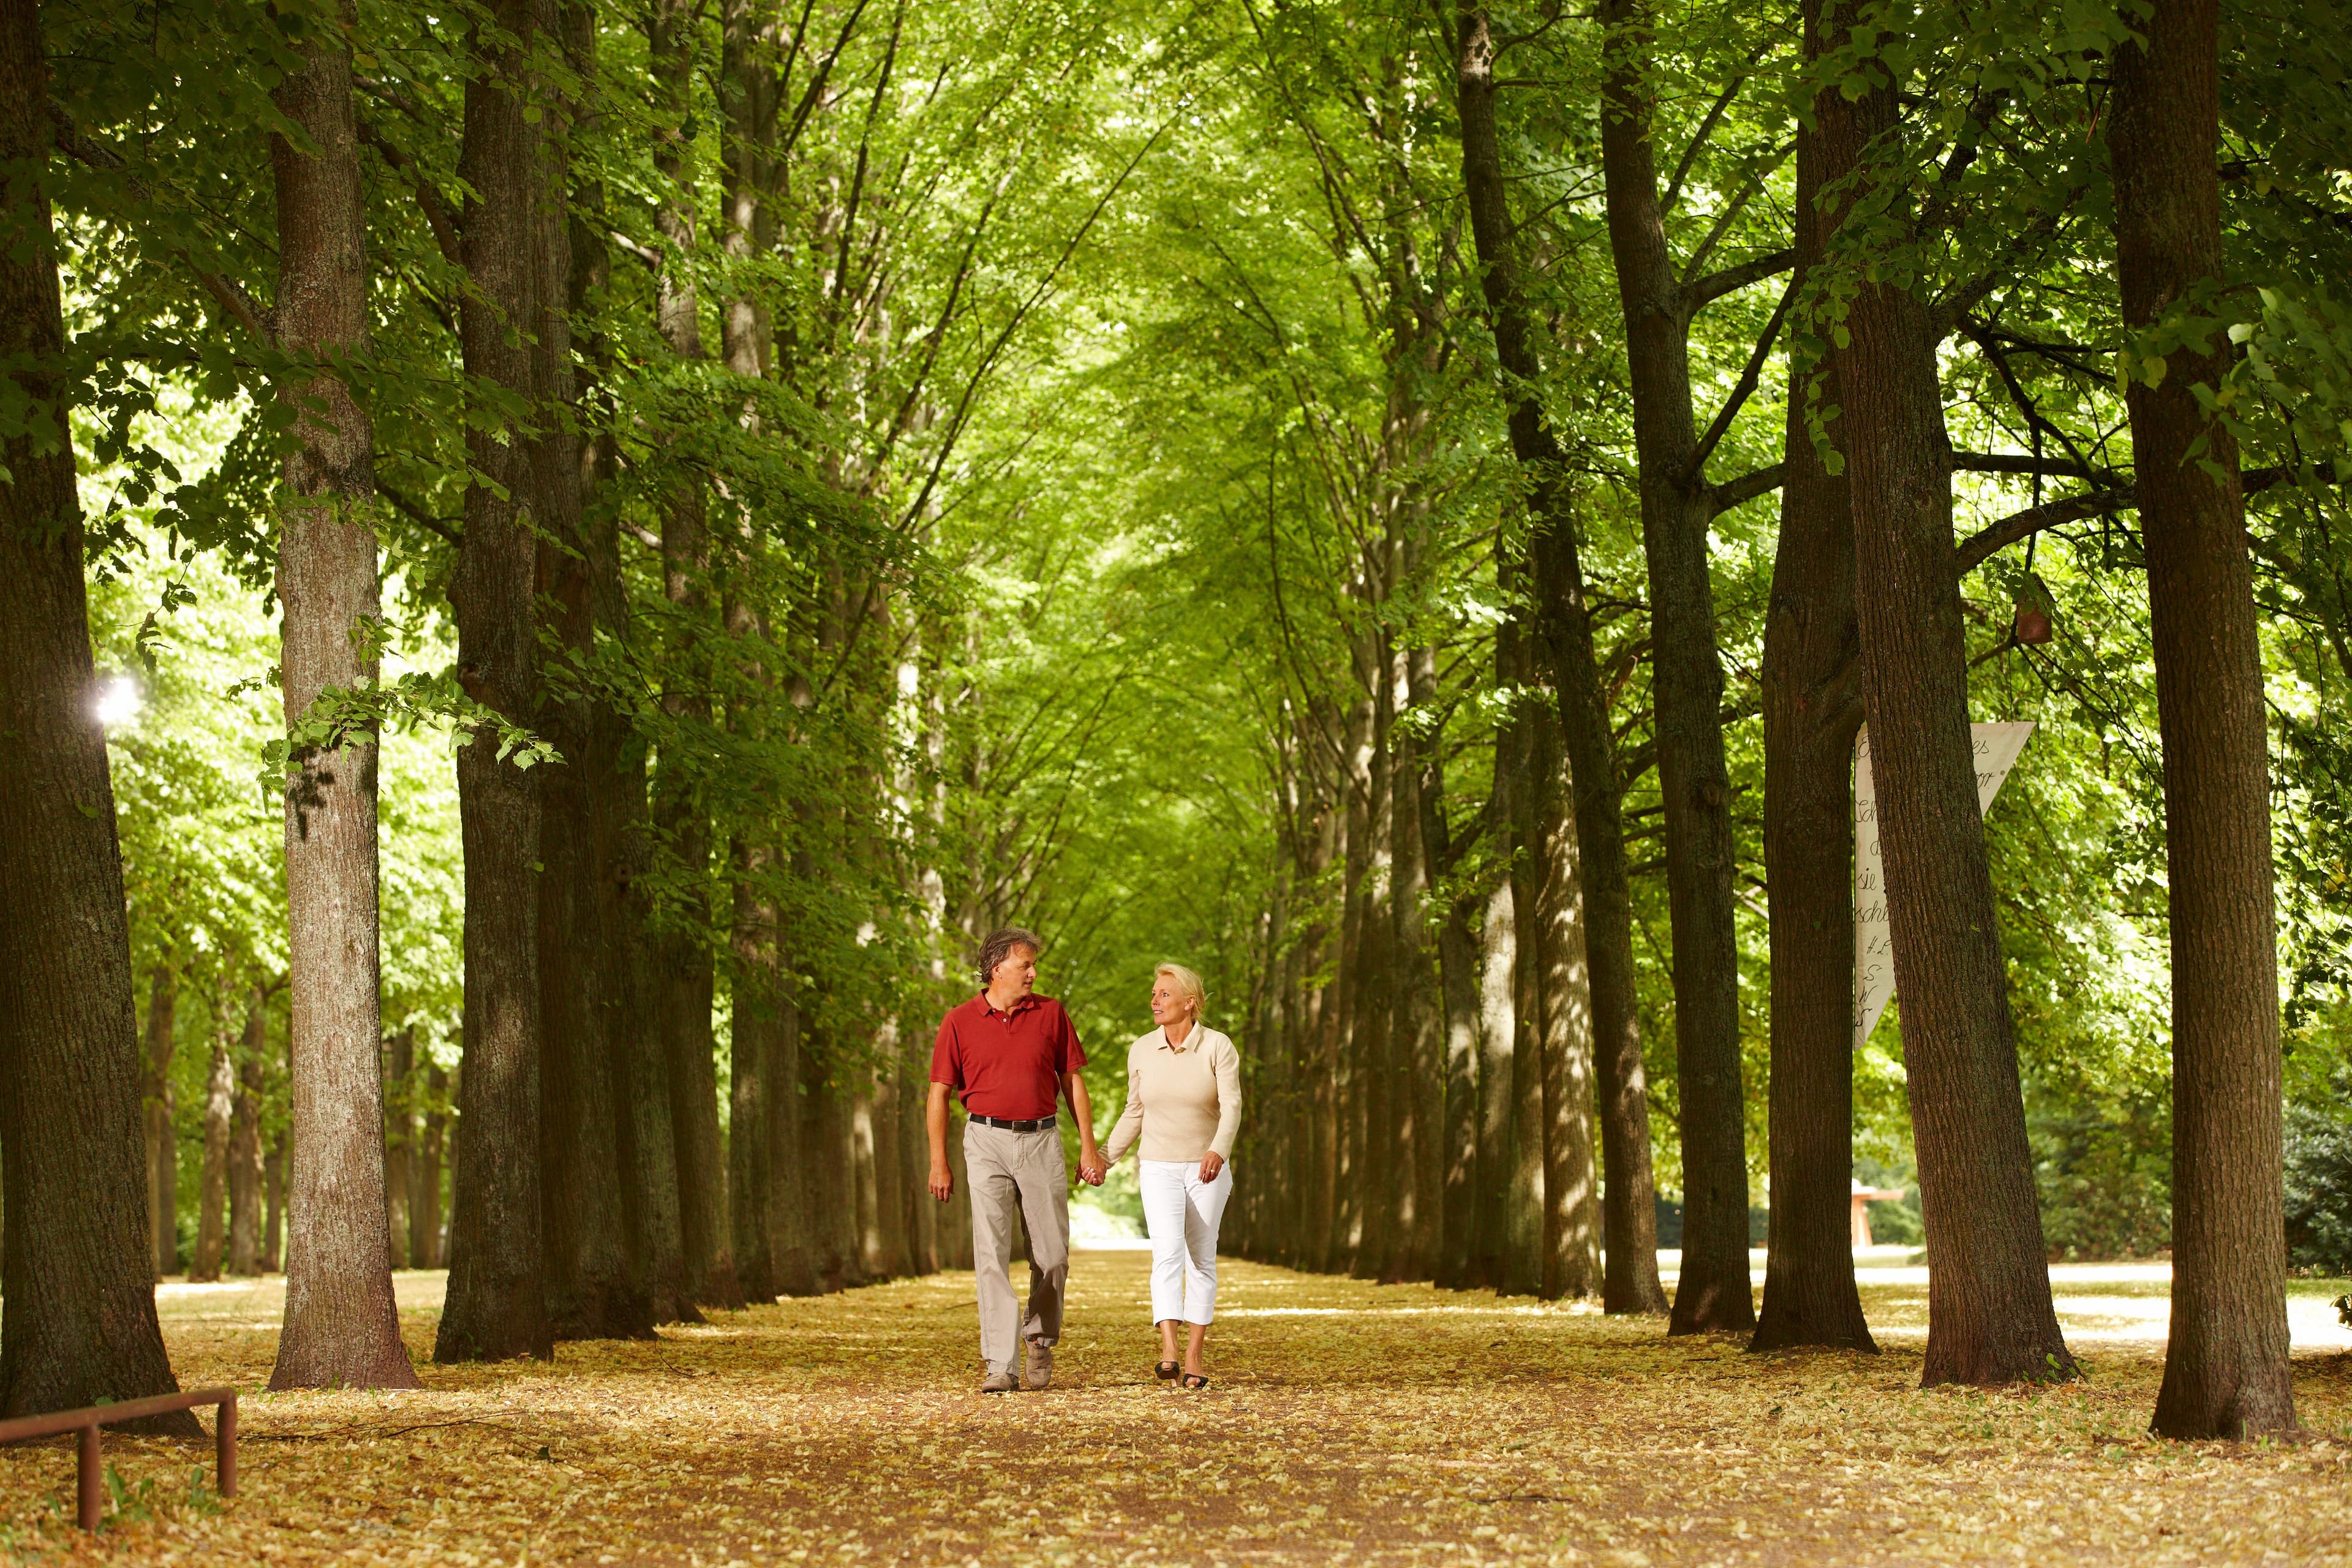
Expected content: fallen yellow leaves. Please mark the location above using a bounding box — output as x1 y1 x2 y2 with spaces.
0 1257 2345 1564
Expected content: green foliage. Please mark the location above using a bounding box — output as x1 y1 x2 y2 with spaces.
2286 1096 2352 1276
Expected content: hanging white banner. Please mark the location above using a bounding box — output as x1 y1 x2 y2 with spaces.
1853 721 2035 1052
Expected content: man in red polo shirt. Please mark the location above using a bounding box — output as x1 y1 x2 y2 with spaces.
926 925 1102 1393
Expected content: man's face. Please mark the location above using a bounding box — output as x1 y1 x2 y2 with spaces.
992 943 1039 997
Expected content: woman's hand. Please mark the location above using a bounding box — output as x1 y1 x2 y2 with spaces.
1198 1152 1224 1183
1077 1153 1107 1186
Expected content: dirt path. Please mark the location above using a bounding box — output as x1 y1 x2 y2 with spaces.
3 1251 2347 1564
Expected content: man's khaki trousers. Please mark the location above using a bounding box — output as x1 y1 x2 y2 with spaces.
963 1121 1069 1378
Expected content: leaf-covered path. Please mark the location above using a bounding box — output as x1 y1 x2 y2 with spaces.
7 1251 2350 1565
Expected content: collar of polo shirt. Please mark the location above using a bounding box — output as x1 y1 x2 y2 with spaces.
985 992 1037 1020
1158 1020 1201 1053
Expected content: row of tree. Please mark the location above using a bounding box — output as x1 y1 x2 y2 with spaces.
1 0 1107 1425
1191 0 2336 1442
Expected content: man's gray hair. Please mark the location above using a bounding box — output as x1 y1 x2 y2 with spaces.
975 927 1044 989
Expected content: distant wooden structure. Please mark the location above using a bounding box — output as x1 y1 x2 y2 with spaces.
1850 1182 1905 1248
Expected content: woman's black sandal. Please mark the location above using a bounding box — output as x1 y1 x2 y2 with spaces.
1180 1372 1209 1390
1155 1360 1180 1381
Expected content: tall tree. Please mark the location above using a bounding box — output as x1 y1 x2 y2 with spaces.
1817 18 2073 1386
1454 0 1667 1314
436 0 556 1364
269 0 418 1386
1752 0 1873 1354
1593 0 1770 1335
0 0 197 1428
2113 0 2296 1440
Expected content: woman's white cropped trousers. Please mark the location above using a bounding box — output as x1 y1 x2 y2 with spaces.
1140 1158 1232 1326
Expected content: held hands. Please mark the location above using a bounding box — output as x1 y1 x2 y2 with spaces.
1199 1152 1224 1183
1076 1151 1108 1186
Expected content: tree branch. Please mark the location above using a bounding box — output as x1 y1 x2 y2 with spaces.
1953 486 2133 576
1951 450 2122 483
1686 247 1793 312
1706 462 1784 515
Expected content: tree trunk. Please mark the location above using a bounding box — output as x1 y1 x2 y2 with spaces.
192 1027 235 1282
807 1045 858 1290
530 0 641 1348
2114 0 2296 1440
1472 842 1518 1291
143 965 179 1278
436 0 554 1364
263 1128 286 1272
228 996 265 1276
0 104 195 1409
1537 740 1604 1300
385 1028 413 1270
729 845 778 1304
1419 648 1485 1291
616 801 699 1322
1595 0 1752 1335
1471 617 1525 1291
1456 2 1666 1314
852 1084 884 1281
1387 663 1432 1281
537 533 648 1341
266 0 417 1386
653 413 739 1309
1501 701 1556 1299
872 1058 909 1279
1754 1 1875 1352
766 993 820 1294
1821 31 2073 1386
412 1064 447 1270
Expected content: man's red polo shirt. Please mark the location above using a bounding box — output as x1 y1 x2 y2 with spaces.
930 993 1086 1120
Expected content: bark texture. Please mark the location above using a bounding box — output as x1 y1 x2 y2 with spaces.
0 0 197 1428
2113 0 2296 1440
270 0 418 1386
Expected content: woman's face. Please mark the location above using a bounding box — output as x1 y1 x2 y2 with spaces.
1150 977 1194 1028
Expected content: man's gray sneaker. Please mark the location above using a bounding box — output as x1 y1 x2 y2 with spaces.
979 1370 1017 1394
1023 1340 1053 1391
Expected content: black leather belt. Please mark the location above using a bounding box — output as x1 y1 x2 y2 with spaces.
968 1114 1057 1133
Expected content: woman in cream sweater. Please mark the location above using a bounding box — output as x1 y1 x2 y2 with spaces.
1087 962 1240 1389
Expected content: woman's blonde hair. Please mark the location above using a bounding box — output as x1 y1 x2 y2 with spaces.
1154 962 1207 1017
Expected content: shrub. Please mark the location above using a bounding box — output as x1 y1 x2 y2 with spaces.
2285 1100 2352 1276
2033 1104 2171 1261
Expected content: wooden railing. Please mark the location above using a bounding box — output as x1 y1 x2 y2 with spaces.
0 1387 236 1529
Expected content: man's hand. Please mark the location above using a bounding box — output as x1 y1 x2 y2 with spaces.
925 1083 954 1202
1199 1152 1224 1183
1077 1152 1107 1186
